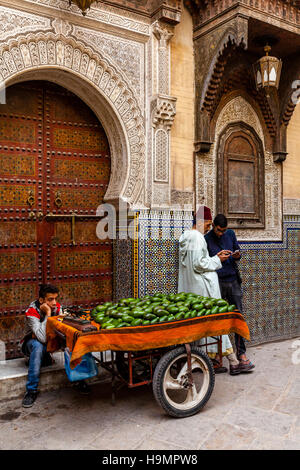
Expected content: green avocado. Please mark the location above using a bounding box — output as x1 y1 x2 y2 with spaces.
155 309 169 317
204 301 214 309
198 308 206 316
115 322 127 328
167 305 180 314
211 306 220 315
218 306 228 313
131 310 145 318
159 315 168 323
175 312 185 320
144 313 156 320
178 306 189 313
192 303 204 311
167 314 176 322
144 306 154 314
228 304 236 311
121 315 134 322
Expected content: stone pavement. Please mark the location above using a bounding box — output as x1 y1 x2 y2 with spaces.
0 338 299 451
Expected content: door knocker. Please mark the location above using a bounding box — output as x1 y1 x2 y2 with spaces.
54 191 63 208
27 190 36 220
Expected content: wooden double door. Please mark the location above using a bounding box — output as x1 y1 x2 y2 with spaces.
0 81 113 359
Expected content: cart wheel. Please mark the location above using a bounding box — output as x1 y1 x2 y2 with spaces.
152 346 215 418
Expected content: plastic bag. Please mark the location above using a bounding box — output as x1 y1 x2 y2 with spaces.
64 348 98 382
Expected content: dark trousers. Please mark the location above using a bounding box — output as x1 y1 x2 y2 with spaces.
219 279 247 358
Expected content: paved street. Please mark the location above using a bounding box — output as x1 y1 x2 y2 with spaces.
0 338 299 451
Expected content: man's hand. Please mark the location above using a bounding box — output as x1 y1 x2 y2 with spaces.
217 250 231 262
232 250 241 259
40 303 52 316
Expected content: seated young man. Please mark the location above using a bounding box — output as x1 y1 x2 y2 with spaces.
21 284 62 407
22 284 90 408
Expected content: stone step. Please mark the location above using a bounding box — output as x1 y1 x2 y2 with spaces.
0 351 111 402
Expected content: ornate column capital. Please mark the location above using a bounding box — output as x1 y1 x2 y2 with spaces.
152 20 174 48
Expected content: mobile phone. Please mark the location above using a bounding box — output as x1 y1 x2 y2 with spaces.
233 250 240 255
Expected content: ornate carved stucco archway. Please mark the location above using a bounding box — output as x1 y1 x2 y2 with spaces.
195 94 282 241
0 31 146 208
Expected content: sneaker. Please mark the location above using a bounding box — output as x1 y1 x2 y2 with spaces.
22 391 38 408
74 381 91 395
238 359 255 373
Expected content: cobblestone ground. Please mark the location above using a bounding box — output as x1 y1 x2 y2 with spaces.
0 338 299 450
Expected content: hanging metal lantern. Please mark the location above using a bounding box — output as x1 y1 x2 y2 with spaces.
68 0 97 15
253 45 282 97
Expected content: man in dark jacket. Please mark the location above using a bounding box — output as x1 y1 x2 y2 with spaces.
205 214 255 373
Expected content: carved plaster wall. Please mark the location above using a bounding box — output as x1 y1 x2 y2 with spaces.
196 95 282 241
72 25 145 107
9 0 151 35
0 4 149 208
0 5 52 40
149 20 177 208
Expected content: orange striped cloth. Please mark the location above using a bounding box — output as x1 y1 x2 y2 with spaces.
47 311 250 368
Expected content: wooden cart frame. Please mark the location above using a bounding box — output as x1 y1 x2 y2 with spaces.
54 327 223 417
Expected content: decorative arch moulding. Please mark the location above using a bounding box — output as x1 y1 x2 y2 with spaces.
195 35 295 162
0 31 146 208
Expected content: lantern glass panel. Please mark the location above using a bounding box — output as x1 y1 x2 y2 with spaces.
256 69 262 85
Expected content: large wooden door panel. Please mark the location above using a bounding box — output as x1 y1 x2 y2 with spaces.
0 81 112 358
0 82 43 358
43 84 112 308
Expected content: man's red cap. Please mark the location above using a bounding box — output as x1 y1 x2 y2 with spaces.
195 205 212 221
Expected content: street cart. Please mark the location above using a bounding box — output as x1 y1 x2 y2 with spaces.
46 308 250 418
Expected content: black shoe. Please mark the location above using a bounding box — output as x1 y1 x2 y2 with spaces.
75 381 91 395
229 364 241 376
211 358 228 374
22 391 38 408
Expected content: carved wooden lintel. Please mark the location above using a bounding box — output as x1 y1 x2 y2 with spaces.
151 1 182 25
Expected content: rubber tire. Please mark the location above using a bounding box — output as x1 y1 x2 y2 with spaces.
152 345 215 418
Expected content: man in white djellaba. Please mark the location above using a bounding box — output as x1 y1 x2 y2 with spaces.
178 205 242 375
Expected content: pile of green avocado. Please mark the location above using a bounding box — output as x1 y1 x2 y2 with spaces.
91 292 236 330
